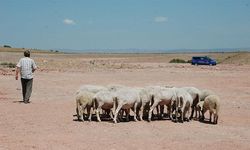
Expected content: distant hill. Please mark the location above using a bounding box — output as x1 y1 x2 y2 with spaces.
57 48 250 53
0 47 60 54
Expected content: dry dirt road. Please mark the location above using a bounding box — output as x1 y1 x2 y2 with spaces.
0 53 250 150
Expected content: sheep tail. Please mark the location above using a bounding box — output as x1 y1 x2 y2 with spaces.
93 97 98 113
113 97 118 111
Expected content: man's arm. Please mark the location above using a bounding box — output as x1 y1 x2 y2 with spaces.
32 68 36 73
15 67 20 80
32 59 37 73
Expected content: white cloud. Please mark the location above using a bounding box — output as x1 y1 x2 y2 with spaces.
154 16 168 23
63 18 76 25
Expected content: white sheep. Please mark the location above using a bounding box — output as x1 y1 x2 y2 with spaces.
75 85 107 119
180 87 201 120
132 87 153 121
76 85 107 94
147 86 177 122
106 84 126 92
200 89 215 101
200 94 220 124
113 88 141 123
93 89 116 122
175 88 193 123
75 90 95 122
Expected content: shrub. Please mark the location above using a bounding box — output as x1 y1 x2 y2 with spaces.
169 58 187 63
0 62 16 68
3 45 11 48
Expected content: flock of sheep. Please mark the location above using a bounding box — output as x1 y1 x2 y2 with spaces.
75 84 220 124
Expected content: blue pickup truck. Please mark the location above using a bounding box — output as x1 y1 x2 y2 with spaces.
191 56 217 66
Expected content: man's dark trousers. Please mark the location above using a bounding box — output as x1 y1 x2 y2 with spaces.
21 78 33 103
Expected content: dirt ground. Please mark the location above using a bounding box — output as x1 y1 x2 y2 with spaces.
0 51 250 150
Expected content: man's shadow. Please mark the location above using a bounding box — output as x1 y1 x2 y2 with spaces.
13 101 24 103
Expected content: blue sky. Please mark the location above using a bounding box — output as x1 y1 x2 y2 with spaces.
0 0 250 51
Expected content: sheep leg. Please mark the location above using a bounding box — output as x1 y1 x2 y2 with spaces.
87 106 92 121
209 111 212 123
214 113 218 124
111 108 115 119
188 106 191 122
80 105 86 122
139 104 144 121
197 108 201 119
179 110 183 123
148 101 158 122
189 105 195 120
76 107 82 121
118 109 124 121
159 105 164 119
133 103 138 122
109 109 114 119
96 106 102 122
125 109 130 122
194 107 198 119
167 104 173 120
76 102 83 121
113 103 123 123
175 104 179 123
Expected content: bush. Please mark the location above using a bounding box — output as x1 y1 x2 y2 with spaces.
169 58 187 63
0 62 16 68
3 45 12 48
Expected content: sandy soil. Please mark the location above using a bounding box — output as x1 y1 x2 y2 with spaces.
0 52 250 150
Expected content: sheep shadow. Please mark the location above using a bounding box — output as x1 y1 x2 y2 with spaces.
13 100 24 104
73 114 151 123
199 118 217 125
72 114 114 123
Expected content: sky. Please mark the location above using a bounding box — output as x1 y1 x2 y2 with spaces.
0 0 250 51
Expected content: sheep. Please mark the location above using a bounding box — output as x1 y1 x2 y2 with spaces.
180 87 201 120
195 89 215 119
147 86 177 122
76 90 95 122
200 89 215 101
200 94 220 124
133 87 152 121
93 89 116 122
106 84 126 92
113 88 141 123
76 85 107 94
74 85 107 119
196 101 203 119
175 88 193 123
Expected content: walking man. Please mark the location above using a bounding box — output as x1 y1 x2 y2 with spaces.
15 50 37 104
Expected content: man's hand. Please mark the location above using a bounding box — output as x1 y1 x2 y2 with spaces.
15 67 19 80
